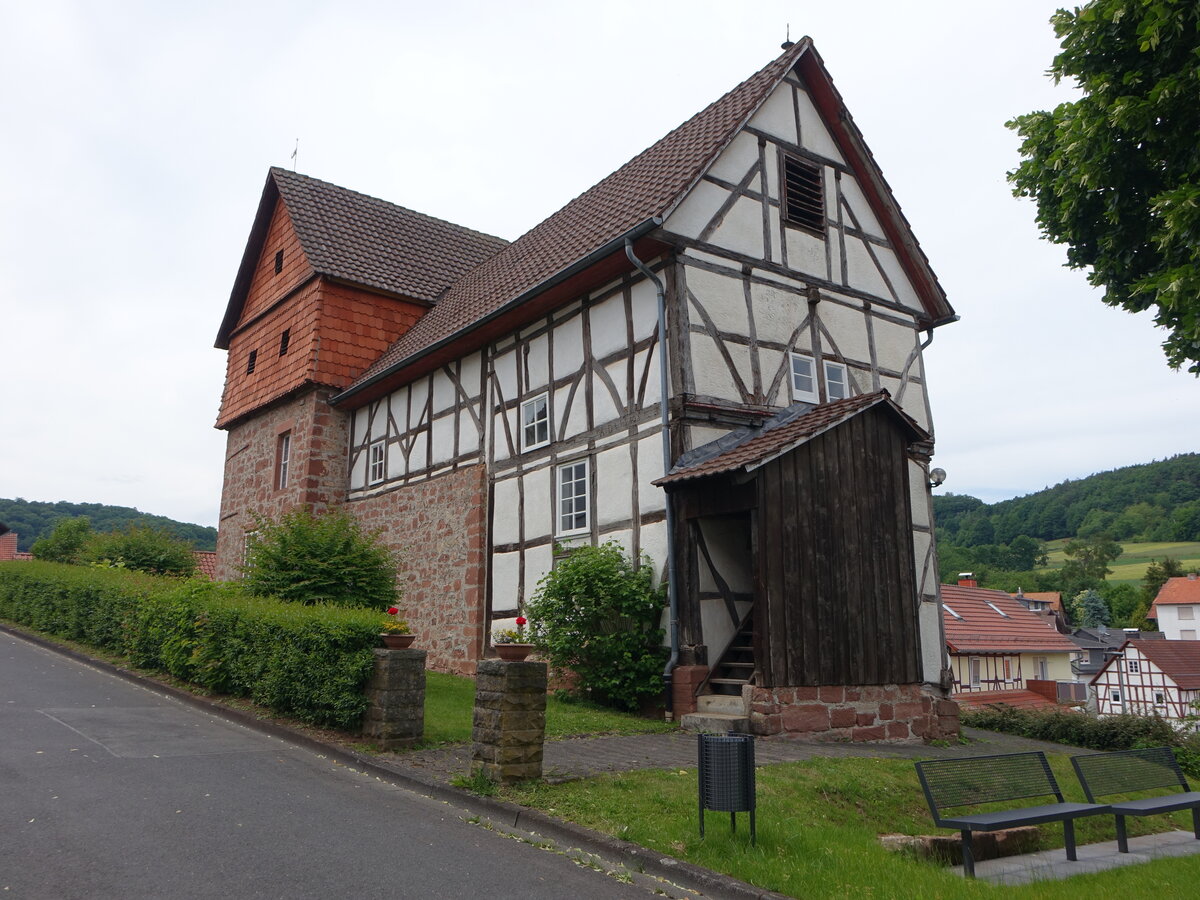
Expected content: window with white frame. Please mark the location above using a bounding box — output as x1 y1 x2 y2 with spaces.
368 440 386 485
1183 629 1197 641
790 353 818 403
824 361 848 401
969 657 981 688
1034 656 1049 680
276 432 291 490
1111 689 1122 702
1127 659 1140 674
1180 606 1195 620
521 393 550 451
556 459 589 535
1155 692 1167 705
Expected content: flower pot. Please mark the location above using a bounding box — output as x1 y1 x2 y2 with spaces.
381 633 415 649
494 643 534 661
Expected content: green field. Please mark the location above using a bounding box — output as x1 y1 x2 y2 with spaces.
1042 540 1200 584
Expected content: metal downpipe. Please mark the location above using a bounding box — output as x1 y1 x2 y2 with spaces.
624 239 680 721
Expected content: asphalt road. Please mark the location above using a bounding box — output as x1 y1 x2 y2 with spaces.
0 633 659 899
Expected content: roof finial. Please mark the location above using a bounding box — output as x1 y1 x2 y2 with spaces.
781 24 793 50
291 138 299 172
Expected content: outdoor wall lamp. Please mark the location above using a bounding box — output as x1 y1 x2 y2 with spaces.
928 468 947 489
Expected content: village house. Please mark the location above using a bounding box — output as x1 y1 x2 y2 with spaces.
1091 640 1200 727
212 39 960 739
941 578 1079 709
1149 574 1200 640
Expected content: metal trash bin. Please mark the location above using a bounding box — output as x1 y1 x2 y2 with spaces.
697 732 756 844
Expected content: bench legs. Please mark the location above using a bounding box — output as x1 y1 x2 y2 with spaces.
1115 815 1129 854
961 829 975 878
1193 807 1200 841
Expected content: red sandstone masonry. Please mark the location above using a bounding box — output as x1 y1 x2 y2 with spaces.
748 683 959 744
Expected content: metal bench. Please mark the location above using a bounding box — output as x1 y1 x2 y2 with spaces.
1071 746 1200 853
915 751 1107 877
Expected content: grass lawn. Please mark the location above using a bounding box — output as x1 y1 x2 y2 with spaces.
1042 540 1200 585
421 671 674 746
494 754 1200 898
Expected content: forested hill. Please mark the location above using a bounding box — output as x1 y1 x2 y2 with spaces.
0 498 216 553
934 453 1200 546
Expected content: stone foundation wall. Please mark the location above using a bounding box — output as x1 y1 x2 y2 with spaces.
748 683 959 742
349 464 487 675
362 647 426 750
472 659 548 783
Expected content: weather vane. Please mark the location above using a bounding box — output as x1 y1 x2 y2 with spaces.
782 24 793 50
291 138 299 171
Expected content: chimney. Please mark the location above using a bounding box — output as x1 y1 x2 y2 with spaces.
957 572 977 588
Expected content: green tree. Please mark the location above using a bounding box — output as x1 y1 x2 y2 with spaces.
1008 0 1200 373
526 542 667 711
1061 532 1123 584
30 517 92 564
241 507 400 608
1143 556 1184 600
1101 582 1142 626
84 525 197 577
1072 588 1111 628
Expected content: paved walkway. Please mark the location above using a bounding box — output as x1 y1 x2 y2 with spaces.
375 726 1097 786
968 830 1200 885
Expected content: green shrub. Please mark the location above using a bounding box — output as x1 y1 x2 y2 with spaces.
961 704 1181 753
0 561 379 728
31 516 93 564
85 524 198 576
526 542 667 711
241 507 399 608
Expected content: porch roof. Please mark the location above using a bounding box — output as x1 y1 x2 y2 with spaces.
653 391 927 486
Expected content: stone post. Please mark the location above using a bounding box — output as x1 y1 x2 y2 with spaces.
362 648 426 750
471 659 547 783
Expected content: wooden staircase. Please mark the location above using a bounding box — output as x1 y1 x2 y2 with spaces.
680 614 755 733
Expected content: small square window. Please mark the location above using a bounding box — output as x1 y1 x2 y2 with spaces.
790 353 817 403
279 329 290 356
556 459 589 535
521 393 551 451
1179 606 1195 620
1182 629 1197 641
1155 692 1166 705
824 361 848 401
276 432 291 490
247 349 258 375
1127 659 1140 674
369 441 386 485
1111 689 1122 702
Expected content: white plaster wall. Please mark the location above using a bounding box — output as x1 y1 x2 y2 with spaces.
919 602 944 682
524 543 553 601
665 180 727 242
817 299 871 364
595 444 630 528
871 317 920 375
711 196 766 259
590 293 628 360
630 280 660 341
874 247 923 312
838 176 885 239
784 227 827 278
553 314 584 373
794 86 845 163
407 435 427 472
750 282 805 346
491 551 520 613
591 371 619 425
492 476 520 545
747 86 797 145
409 378 429 424
560 383 588 441
687 266 748 335
493 350 517 402
908 461 931 529
633 348 660 407
430 413 454 464
690 334 742 401
524 465 552 540
432 369 456 413
637 433 667 514
524 333 550 391
639 519 668 582
843 235 892 299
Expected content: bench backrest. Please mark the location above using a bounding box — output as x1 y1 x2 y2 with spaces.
916 752 1063 823
1071 747 1190 802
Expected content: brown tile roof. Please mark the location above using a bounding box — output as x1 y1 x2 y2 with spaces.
345 39 825 395
1016 591 1064 615
192 550 217 580
653 391 924 485
1129 640 1200 690
941 583 1080 654
954 689 1060 711
1150 575 1200 617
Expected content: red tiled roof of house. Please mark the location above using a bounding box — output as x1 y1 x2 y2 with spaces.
341 39 953 402
653 391 924 485
941 583 1079 654
1018 591 1064 614
1130 640 1200 690
192 551 217 580
1149 575 1200 618
954 689 1060 711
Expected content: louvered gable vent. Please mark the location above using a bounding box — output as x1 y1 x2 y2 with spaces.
783 154 824 234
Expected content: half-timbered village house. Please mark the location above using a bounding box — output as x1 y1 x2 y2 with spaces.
941 580 1079 708
1092 640 1200 727
213 39 960 740
1149 574 1200 641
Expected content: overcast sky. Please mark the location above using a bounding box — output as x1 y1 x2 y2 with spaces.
1 0 1196 530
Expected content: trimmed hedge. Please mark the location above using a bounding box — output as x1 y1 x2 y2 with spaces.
0 562 381 729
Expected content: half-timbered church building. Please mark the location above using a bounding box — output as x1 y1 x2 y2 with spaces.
213 39 960 740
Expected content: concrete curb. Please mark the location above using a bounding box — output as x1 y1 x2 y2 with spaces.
0 623 788 900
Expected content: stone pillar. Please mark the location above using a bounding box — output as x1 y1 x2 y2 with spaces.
471 659 547 783
362 648 426 750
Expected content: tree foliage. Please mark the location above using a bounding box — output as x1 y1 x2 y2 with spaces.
31 517 93 564
1072 588 1111 627
525 542 667 711
85 525 198 577
240 507 400 608
0 497 216 553
1008 0 1200 372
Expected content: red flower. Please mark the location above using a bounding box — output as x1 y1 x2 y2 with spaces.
515 616 527 626
387 607 400 616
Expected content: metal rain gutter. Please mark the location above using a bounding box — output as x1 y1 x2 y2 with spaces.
331 216 664 406
624 237 680 722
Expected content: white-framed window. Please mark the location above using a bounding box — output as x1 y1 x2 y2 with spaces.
969 656 981 688
1034 657 1049 680
1155 692 1167 706
790 353 818 403
1111 689 1122 703
276 432 291 490
1182 629 1198 640
824 361 848 401
1180 606 1195 620
368 440 386 485
1127 659 1140 674
521 393 551 451
556 459 589 535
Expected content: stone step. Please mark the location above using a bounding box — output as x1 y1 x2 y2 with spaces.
679 711 751 734
696 693 747 715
